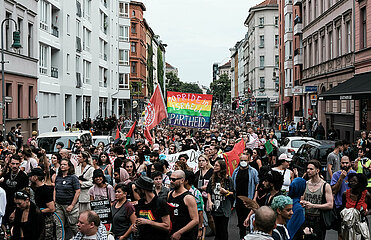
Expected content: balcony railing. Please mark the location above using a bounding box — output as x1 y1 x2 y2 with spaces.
294 23 302 35
51 26 59 37
302 53 354 81
51 67 58 78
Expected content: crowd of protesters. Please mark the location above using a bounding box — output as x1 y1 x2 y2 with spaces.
0 111 371 240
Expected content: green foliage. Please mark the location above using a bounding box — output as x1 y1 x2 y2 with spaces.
165 72 203 94
210 73 231 104
157 48 164 95
147 43 154 95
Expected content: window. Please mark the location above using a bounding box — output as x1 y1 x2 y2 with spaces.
275 35 279 47
259 56 265 69
259 17 264 26
131 42 136 52
314 0 317 19
314 39 318 65
321 0 324 14
260 77 265 89
285 41 293 60
329 30 333 59
308 1 312 22
321 35 326 62
259 35 264 48
83 0 91 20
337 26 341 57
361 7 367 49
67 53 70 73
119 2 129 17
346 21 351 53
132 10 135 16
83 27 91 51
275 55 279 68
131 62 137 74
328 0 332 9
40 0 49 31
285 13 292 32
303 6 306 26
39 44 48 75
83 60 91 84
308 42 312 66
285 69 293 88
131 23 137 34
275 16 279 26
119 50 129 65
67 14 70 34
17 18 23 54
28 23 33 57
76 20 81 37
119 25 129 41
76 55 81 73
304 46 307 68
119 73 129 89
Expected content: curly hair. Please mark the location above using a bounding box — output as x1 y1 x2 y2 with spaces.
271 195 293 212
211 160 227 188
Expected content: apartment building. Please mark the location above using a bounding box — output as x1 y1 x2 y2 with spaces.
1 0 38 137
230 43 239 101
244 0 279 114
299 0 354 140
37 0 131 133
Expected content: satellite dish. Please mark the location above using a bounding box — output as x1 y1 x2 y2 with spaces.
133 101 138 109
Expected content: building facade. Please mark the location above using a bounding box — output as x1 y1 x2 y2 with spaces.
300 0 355 140
1 0 38 137
245 0 279 114
37 0 131 133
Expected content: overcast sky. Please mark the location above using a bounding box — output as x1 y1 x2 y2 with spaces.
141 0 262 88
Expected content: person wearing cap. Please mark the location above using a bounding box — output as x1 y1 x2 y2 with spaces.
152 143 160 153
29 168 55 240
272 154 294 193
11 189 45 240
133 175 171 240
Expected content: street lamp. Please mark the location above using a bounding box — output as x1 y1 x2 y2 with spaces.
1 18 21 138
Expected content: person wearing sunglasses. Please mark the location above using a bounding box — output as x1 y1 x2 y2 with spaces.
11 189 44 240
167 170 199 240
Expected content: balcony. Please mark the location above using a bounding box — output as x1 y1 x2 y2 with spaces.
293 0 302 5
51 25 59 37
51 67 59 78
294 23 302 35
284 4 293 15
302 53 354 81
294 48 303 65
284 31 293 42
284 59 293 69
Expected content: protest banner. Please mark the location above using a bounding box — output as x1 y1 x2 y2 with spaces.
167 91 213 129
90 199 113 224
163 149 200 172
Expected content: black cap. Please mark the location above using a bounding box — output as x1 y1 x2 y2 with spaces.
134 176 154 191
27 168 45 177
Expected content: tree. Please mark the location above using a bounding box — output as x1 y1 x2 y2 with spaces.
147 43 154 95
165 72 203 94
210 74 231 104
157 48 164 95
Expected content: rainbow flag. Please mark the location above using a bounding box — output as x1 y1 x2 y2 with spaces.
167 91 213 129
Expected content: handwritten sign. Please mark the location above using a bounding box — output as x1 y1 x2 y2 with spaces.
90 199 113 224
164 149 200 172
167 91 213 129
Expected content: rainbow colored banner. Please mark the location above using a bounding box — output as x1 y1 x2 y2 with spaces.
167 91 213 129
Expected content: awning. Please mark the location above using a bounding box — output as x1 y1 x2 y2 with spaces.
319 72 371 100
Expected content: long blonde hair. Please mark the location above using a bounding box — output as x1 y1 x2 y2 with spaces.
198 154 212 170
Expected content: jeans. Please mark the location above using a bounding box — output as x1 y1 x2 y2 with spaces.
55 203 79 240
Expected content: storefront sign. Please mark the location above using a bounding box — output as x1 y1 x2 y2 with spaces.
305 86 318 93
310 94 317 100
293 86 303 95
340 95 352 100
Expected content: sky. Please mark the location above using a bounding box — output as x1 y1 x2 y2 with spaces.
141 0 262 88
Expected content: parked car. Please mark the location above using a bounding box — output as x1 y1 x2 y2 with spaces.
278 136 315 158
291 140 335 178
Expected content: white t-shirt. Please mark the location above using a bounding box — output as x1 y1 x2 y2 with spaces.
272 167 292 192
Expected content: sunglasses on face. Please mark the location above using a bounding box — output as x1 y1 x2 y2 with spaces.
170 177 182 182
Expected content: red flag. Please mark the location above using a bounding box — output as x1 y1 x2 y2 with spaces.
145 85 167 130
144 127 153 145
115 126 120 141
223 139 245 176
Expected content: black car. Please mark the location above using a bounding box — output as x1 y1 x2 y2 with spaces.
291 140 335 178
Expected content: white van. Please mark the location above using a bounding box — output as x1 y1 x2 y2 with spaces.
37 131 93 155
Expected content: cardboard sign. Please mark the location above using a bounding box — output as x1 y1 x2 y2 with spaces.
90 199 112 224
164 149 200 172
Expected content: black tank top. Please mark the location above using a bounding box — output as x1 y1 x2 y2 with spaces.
168 190 196 240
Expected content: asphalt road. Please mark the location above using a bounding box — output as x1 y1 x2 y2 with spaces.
204 209 340 240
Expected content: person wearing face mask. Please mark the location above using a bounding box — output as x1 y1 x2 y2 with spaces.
330 156 356 239
231 154 259 240
133 176 171 240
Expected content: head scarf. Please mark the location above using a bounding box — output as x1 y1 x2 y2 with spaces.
119 167 131 185
286 177 306 238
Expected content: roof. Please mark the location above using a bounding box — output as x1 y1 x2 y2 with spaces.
254 0 277 8
319 72 371 100
245 0 278 25
166 62 176 69
219 61 231 69
130 1 146 11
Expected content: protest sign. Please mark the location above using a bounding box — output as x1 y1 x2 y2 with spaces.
90 199 113 224
164 149 200 172
167 91 213 129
